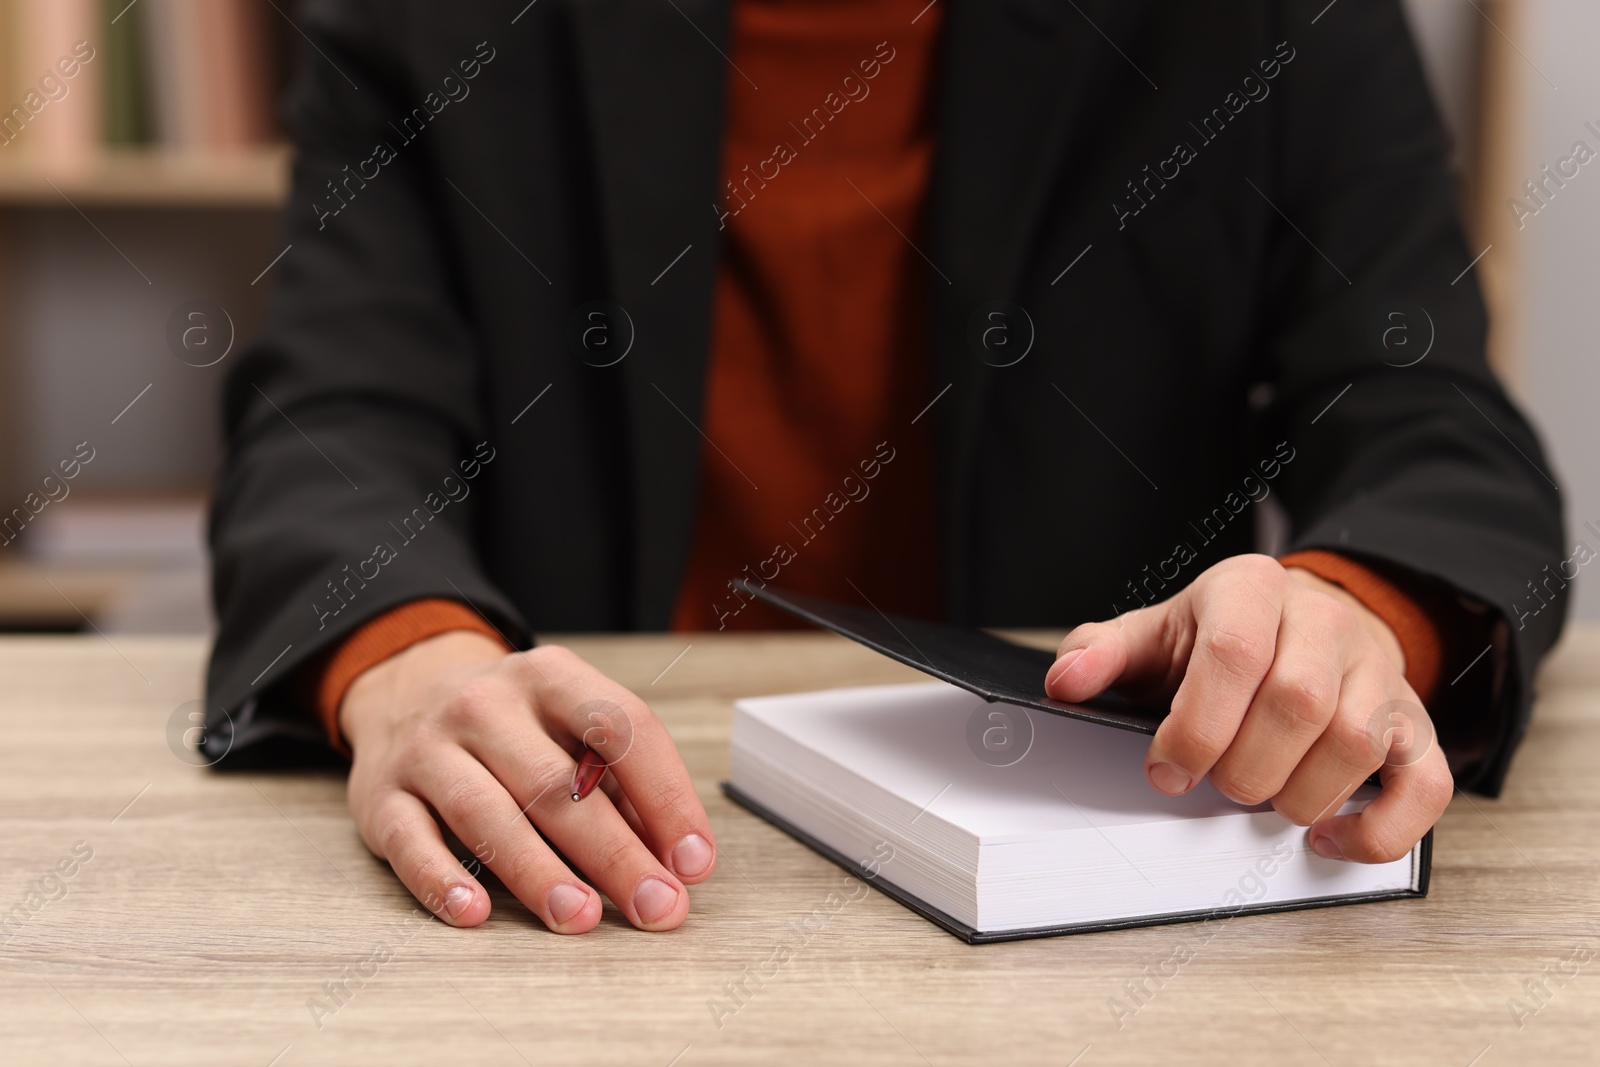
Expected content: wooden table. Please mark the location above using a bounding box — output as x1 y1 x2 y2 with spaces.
1 628 1596 1066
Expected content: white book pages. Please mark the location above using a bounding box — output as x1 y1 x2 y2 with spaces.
732 681 1421 934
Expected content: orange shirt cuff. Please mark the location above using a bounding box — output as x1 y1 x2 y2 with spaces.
311 598 511 755
1279 549 1444 703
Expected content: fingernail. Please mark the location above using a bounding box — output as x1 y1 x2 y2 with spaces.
632 877 680 925
1147 761 1192 795
671 834 715 879
1311 834 1346 861
546 883 590 926
443 885 474 919
1045 648 1084 690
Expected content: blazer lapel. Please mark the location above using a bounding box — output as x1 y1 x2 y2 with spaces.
926 0 1140 618
570 0 731 627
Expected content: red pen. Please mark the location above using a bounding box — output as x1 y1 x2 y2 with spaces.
571 747 607 801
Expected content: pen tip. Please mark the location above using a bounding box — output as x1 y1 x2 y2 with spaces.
571 792 582 802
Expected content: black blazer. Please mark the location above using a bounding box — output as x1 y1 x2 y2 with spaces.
206 0 1567 793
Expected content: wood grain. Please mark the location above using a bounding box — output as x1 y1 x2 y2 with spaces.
0 627 1596 1066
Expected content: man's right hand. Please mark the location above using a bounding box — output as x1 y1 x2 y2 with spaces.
339 631 717 932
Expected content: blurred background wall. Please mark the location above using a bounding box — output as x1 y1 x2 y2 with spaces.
0 0 1592 636
1501 0 1600 625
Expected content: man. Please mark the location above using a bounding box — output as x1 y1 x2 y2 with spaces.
206 0 1567 935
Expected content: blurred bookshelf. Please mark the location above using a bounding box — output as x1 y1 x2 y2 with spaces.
0 0 299 633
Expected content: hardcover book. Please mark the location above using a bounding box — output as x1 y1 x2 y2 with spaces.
724 584 1429 942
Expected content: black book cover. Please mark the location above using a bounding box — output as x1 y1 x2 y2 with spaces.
734 581 1167 733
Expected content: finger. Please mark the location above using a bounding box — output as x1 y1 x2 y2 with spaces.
1147 563 1284 794
515 646 718 884
1207 612 1347 805
601 774 652 848
359 789 490 928
410 749 603 934
1307 731 1452 864
1045 600 1189 703
467 730 690 931
1269 661 1397 827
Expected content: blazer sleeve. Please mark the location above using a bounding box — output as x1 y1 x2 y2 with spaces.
203 0 529 768
1259 0 1566 794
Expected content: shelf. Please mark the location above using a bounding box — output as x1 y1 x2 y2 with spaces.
0 146 291 209
0 560 141 631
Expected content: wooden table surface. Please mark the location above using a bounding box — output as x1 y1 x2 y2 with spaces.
1 627 1596 1066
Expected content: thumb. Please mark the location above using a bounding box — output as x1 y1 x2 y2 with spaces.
1045 598 1190 703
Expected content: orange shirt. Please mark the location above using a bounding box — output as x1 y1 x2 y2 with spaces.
670 0 945 631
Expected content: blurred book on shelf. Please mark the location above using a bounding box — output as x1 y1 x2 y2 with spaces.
5 0 104 160
196 0 275 146
1 0 291 164
103 0 152 145
140 0 208 148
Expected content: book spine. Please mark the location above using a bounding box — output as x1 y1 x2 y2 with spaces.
101 0 151 146
198 0 274 147
239 0 280 143
9 0 105 158
140 0 206 148
173 0 211 147
138 0 176 145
